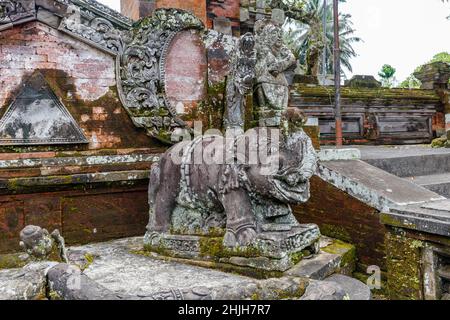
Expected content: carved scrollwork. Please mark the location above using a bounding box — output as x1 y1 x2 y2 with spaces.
0 0 35 25
117 9 205 143
60 5 124 54
1 3 206 144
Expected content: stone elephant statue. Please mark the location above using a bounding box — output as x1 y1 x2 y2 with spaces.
147 109 318 248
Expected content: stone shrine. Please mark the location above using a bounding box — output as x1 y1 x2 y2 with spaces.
144 21 321 273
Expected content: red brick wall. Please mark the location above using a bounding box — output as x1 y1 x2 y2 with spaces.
0 186 149 254
0 22 154 151
165 30 207 116
293 176 387 270
121 0 156 20
121 0 142 20
206 0 240 35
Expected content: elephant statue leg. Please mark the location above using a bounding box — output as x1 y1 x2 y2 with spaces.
221 189 257 247
147 156 181 233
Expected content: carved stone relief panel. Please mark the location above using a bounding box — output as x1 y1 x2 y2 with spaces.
0 0 36 26
1 3 212 144
0 72 88 145
116 9 205 143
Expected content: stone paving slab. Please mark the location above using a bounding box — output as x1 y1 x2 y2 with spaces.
325 274 371 301
0 237 370 300
319 160 444 212
0 262 57 300
69 238 309 300
71 238 251 295
352 145 450 160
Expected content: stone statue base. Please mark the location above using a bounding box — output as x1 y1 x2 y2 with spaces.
144 224 320 272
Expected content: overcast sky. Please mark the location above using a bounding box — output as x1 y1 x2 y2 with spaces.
98 0 450 81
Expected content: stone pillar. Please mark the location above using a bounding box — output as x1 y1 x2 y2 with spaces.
415 62 450 138
121 0 156 20
445 93 450 141
414 62 450 90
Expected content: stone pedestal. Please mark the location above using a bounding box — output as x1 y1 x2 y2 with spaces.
144 224 321 272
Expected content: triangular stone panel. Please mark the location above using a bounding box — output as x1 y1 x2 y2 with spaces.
0 72 88 145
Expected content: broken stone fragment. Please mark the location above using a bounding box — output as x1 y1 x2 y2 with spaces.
19 225 68 263
47 263 122 300
300 280 348 300
431 134 449 148
0 262 58 300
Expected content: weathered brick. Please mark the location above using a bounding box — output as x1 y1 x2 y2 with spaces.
293 176 387 270
0 21 155 151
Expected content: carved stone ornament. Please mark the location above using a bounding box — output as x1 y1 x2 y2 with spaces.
0 0 36 26
19 225 68 263
60 7 206 143
1 2 206 144
0 72 88 145
116 9 205 143
224 32 257 134
254 19 296 127
145 109 321 272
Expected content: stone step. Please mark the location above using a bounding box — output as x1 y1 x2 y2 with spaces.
358 145 450 177
285 236 356 280
324 274 371 300
405 173 450 198
0 262 57 300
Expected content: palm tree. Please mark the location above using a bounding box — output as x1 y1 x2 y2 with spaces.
283 0 362 77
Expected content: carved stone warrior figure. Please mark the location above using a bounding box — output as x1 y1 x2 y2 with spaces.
254 20 296 127
146 108 318 250
224 32 257 135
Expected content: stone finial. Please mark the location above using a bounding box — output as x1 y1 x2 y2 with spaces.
414 62 450 90
19 225 68 262
345 75 381 89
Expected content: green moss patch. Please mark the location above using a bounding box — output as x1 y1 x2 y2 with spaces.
0 253 27 270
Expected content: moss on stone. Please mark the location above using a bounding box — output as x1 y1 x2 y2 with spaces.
322 239 357 272
385 230 423 300
198 236 262 260
289 251 304 266
83 253 95 270
47 290 62 300
320 224 353 243
0 253 27 270
431 135 449 148
183 81 226 133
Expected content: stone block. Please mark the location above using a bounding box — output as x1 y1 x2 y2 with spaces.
300 280 347 300
144 224 321 272
324 274 371 300
0 262 57 300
